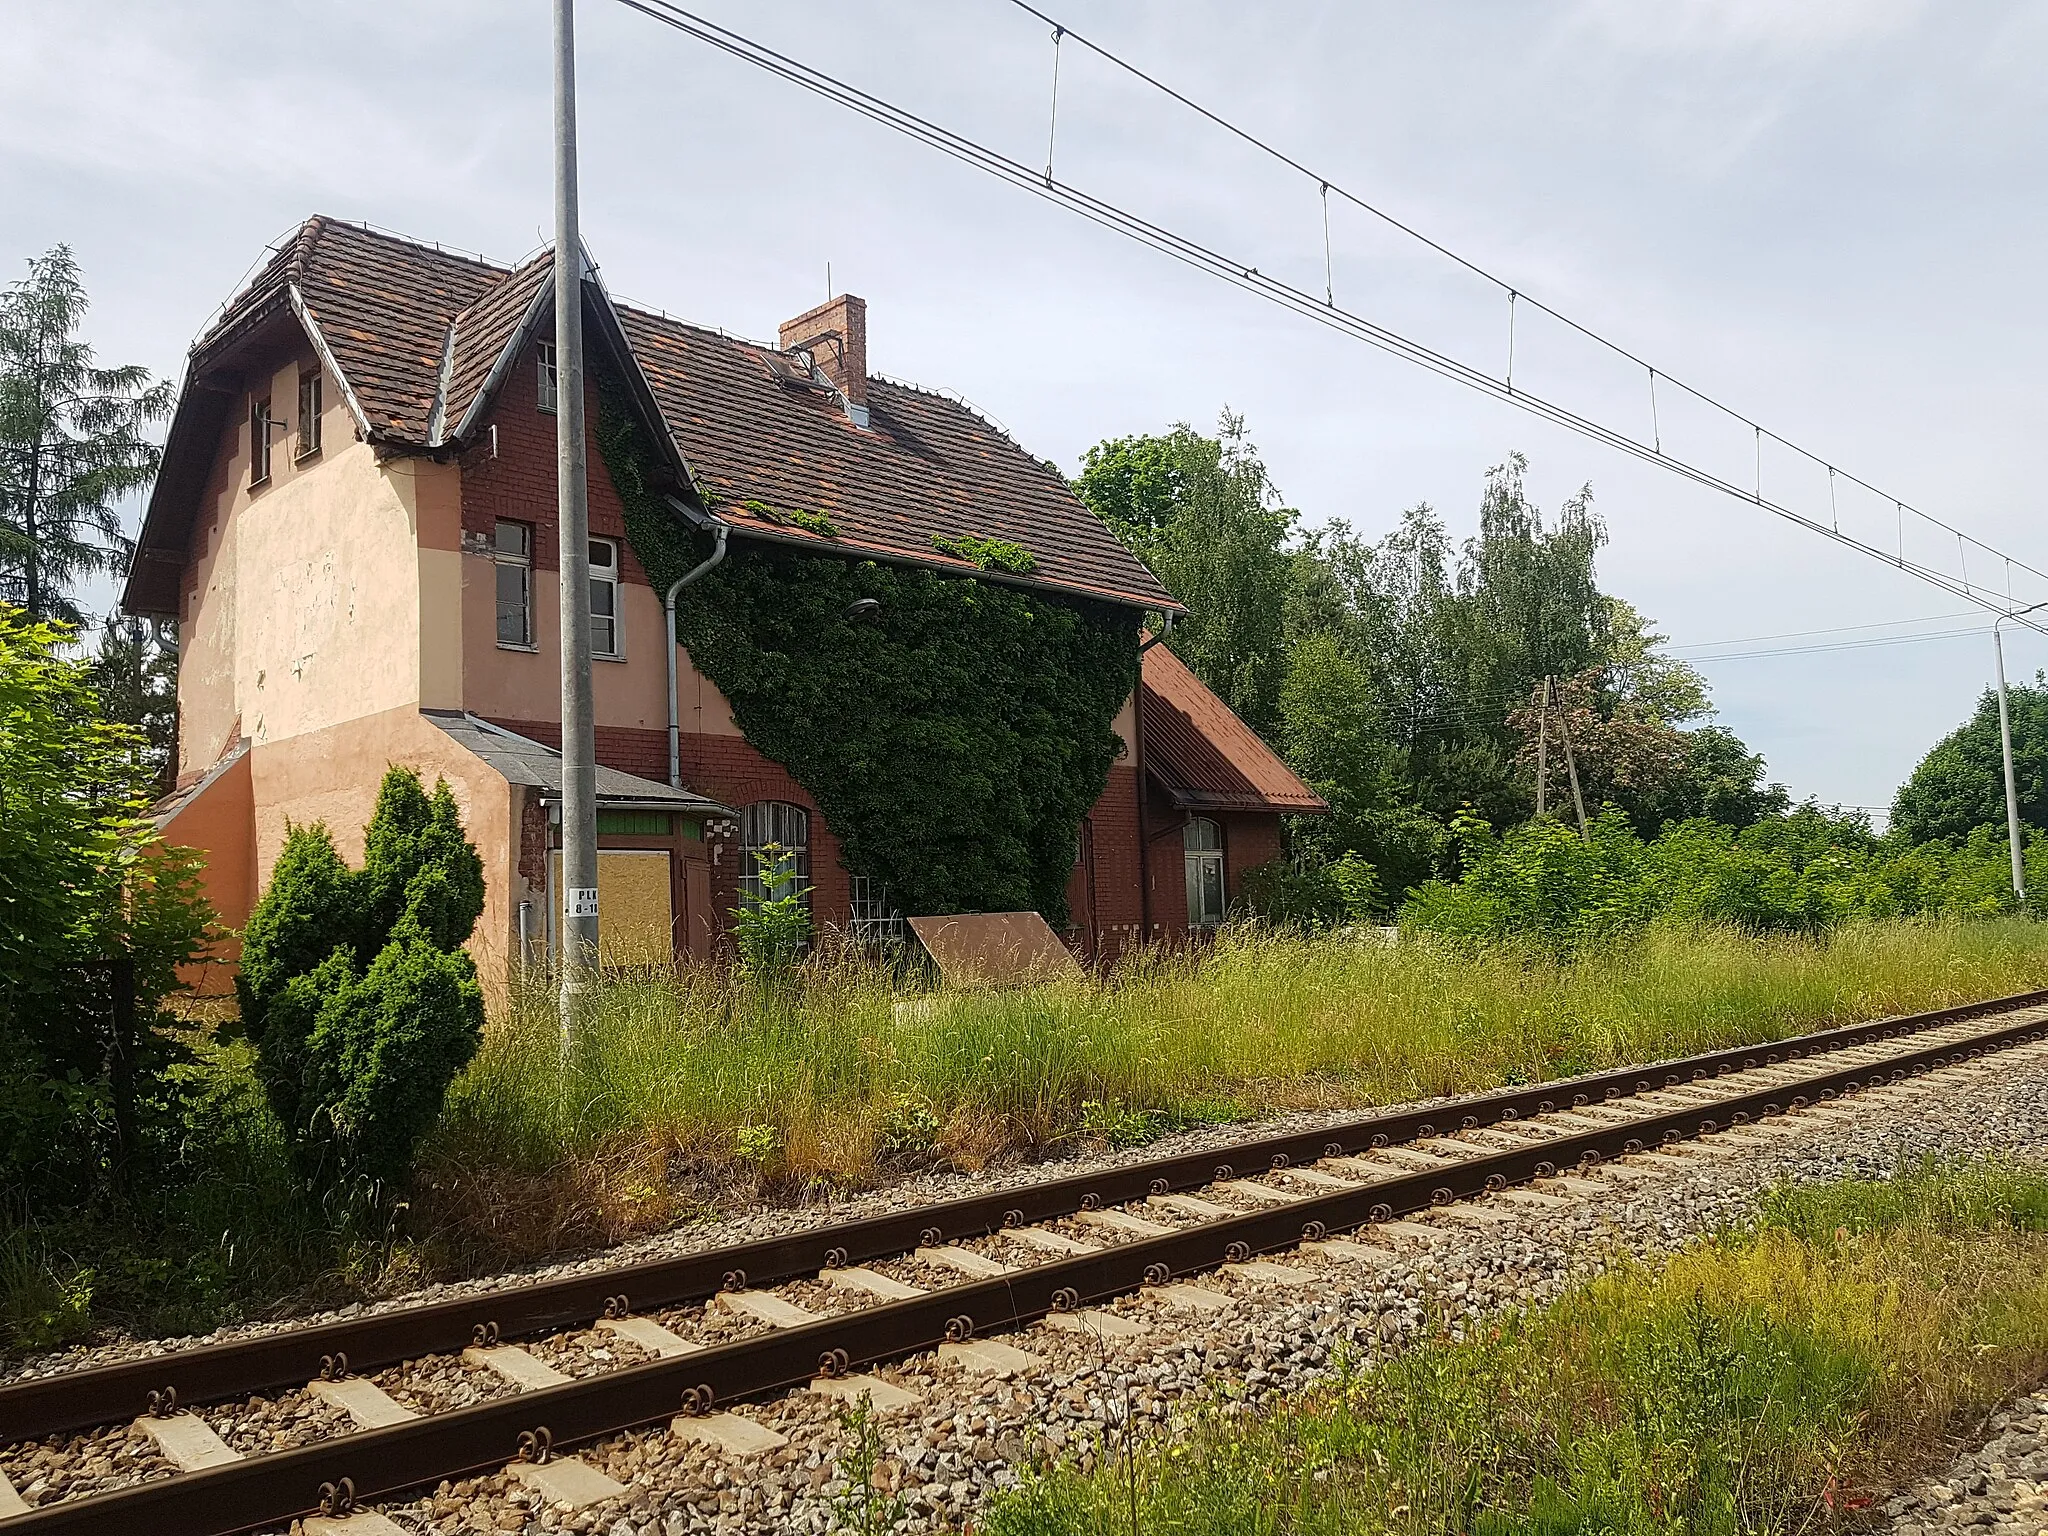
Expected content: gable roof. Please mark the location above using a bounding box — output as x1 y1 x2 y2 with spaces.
1140 640 1328 815
125 215 1179 616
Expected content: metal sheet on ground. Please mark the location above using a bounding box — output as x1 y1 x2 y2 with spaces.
907 911 1084 989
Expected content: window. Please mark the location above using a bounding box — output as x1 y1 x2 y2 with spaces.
849 875 904 947
249 397 273 485
740 801 810 909
296 370 323 459
536 340 558 413
590 538 620 657
1184 817 1226 930
494 520 532 647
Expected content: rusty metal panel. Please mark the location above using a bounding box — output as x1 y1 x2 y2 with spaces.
907 911 1085 988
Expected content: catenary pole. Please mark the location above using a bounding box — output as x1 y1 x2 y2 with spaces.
1993 610 2041 910
555 0 599 1045
1534 675 1551 818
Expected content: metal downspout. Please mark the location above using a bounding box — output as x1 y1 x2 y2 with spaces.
666 523 729 788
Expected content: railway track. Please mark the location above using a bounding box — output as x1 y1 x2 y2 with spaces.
4 988 2046 1534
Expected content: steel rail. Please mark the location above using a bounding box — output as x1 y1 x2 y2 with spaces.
11 1002 2048 1535
1 986 2040 1450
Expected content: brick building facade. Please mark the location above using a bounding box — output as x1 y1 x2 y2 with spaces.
126 217 1324 979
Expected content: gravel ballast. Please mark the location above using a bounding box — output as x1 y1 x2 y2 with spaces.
8 1029 2047 1533
343 1038 2048 1535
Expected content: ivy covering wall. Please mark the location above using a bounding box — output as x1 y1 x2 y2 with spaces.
597 388 1138 924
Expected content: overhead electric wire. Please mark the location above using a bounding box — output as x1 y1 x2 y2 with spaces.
1667 610 1979 652
609 0 2048 638
998 1 2048 620
1680 626 1992 662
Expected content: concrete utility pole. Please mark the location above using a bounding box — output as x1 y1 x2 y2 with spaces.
1994 615 2036 911
554 0 599 1045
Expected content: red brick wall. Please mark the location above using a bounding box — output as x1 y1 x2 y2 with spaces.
458 345 1299 956
488 717 855 931
1223 812 1282 895
459 348 652 588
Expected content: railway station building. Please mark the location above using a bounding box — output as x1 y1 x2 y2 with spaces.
123 217 1324 983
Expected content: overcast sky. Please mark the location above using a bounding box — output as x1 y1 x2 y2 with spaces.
5 0 2044 816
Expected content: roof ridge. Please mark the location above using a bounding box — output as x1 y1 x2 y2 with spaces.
303 213 511 275
869 372 1014 440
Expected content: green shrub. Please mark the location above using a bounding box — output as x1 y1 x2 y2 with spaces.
733 843 812 976
1402 804 2045 951
241 767 485 1194
929 532 1037 573
0 607 213 1208
1239 850 1385 924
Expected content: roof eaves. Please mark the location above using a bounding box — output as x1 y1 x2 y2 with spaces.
721 518 1186 613
121 366 240 615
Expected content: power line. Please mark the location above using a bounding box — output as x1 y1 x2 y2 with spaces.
1667 610 1978 652
1681 626 1990 663
608 0 2048 638
996 1 2048 623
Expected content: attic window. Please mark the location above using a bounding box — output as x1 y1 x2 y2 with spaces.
249 397 273 486
759 349 830 392
536 340 558 413
297 371 322 460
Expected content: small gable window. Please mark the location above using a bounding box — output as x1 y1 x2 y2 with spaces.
297 370 323 460
536 340 558 413
249 397 273 486
1184 816 1225 930
495 519 532 648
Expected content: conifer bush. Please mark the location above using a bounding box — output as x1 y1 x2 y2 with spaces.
239 768 485 1193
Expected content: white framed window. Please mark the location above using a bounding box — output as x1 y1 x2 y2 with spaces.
1184 816 1226 930
536 339 558 413
740 801 811 909
590 538 620 657
296 370 323 460
494 520 532 648
249 396 273 485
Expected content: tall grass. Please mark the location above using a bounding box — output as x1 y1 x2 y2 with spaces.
985 1157 2048 1536
417 918 2048 1262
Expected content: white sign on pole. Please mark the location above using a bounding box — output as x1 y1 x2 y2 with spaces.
565 887 599 920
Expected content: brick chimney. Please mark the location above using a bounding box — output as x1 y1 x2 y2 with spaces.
779 294 867 408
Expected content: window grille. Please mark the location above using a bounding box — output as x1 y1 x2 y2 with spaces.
848 875 904 946
740 802 811 908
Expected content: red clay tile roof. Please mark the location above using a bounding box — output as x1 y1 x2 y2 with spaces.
442 253 551 438
149 216 1178 613
616 308 1176 609
1141 641 1328 814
